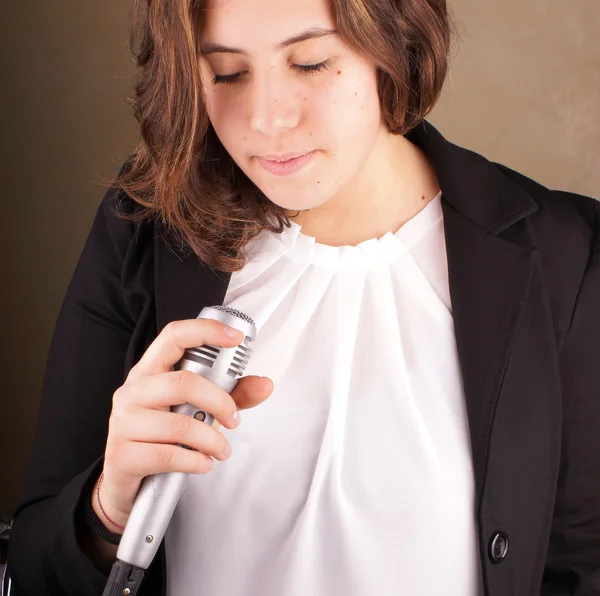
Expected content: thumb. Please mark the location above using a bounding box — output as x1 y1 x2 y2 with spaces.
230 375 274 411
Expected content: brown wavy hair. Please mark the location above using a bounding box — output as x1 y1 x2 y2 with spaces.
101 0 456 273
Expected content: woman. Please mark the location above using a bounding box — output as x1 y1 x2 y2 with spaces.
8 0 599 594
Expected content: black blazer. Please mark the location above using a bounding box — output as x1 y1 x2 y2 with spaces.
8 121 600 596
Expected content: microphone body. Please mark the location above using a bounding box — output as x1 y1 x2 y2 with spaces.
115 306 257 570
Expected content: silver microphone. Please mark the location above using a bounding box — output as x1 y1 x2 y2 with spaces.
115 305 256 571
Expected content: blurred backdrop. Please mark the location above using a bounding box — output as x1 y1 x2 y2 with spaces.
1 0 599 516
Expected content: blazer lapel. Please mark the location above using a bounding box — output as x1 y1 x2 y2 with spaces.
153 120 542 505
440 204 538 500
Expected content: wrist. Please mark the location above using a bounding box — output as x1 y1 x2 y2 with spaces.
93 472 129 533
82 473 124 547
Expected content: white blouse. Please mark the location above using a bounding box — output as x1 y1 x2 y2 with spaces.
164 191 484 596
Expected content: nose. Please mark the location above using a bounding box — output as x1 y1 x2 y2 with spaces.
247 70 300 136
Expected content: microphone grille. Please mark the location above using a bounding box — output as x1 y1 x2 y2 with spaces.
212 305 255 327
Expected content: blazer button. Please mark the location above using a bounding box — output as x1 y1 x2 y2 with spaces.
489 531 509 563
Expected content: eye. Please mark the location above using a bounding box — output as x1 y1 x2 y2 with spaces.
212 71 246 85
294 58 333 75
212 59 333 86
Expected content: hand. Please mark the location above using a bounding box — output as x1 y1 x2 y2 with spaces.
96 318 273 529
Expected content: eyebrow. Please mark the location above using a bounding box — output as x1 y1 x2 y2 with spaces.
199 27 337 56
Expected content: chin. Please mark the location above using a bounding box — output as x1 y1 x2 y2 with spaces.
262 191 330 213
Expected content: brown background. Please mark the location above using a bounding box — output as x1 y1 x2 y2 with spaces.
1 1 598 516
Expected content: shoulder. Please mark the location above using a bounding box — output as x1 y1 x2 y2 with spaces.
492 161 598 244
98 155 144 223
94 156 155 260
87 158 158 313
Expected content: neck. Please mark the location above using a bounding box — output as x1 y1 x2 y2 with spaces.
288 129 440 247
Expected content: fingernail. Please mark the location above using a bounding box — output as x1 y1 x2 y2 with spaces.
222 443 233 458
223 325 242 339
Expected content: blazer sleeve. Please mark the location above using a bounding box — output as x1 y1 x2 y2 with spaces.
543 197 600 595
7 174 164 595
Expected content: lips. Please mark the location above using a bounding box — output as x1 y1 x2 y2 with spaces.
256 150 317 176
258 152 313 162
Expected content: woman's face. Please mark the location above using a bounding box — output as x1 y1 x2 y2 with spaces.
199 0 386 212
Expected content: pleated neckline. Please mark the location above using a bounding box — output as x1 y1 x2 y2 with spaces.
273 191 443 268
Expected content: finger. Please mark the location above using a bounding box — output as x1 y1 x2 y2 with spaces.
115 440 216 478
230 376 274 410
128 318 244 382
114 369 241 430
111 408 233 462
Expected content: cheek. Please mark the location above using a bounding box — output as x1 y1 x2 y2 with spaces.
316 71 381 146
204 93 248 155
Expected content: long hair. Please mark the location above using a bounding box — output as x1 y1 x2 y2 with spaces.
101 0 455 273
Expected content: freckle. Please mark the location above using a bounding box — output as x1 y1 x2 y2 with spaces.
317 180 320 184
421 195 425 200
354 92 357 96
337 70 341 75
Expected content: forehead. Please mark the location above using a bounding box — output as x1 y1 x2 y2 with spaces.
201 0 335 43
